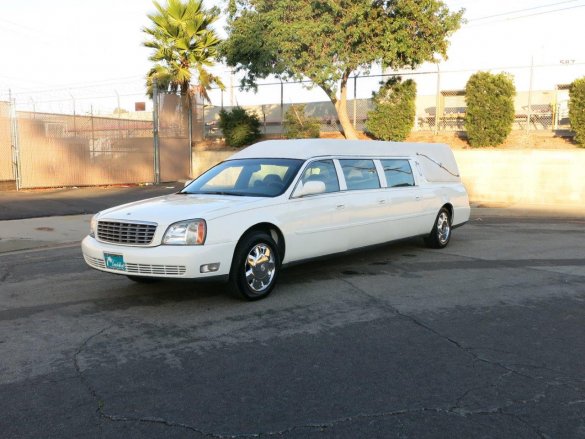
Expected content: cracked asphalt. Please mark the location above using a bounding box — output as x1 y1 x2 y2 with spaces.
1 212 585 438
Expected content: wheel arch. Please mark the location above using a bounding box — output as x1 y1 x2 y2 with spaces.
234 222 286 262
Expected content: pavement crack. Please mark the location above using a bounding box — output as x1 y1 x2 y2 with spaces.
70 298 560 439
338 276 536 381
73 326 113 406
72 325 240 438
495 411 551 439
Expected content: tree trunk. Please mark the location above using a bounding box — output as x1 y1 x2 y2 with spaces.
335 70 359 140
318 70 359 139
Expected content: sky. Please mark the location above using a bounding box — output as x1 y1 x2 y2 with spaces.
0 0 584 113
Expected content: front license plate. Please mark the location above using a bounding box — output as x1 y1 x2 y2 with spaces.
104 253 126 271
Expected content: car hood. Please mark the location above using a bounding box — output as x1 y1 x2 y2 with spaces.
97 193 265 225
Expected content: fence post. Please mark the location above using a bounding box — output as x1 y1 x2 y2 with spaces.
90 105 95 157
280 80 284 135
152 79 161 184
115 89 121 137
202 99 206 140
434 65 441 135
353 75 358 129
526 56 534 133
70 93 76 137
188 94 193 178
8 90 22 190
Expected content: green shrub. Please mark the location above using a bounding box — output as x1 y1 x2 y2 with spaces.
464 71 516 147
365 77 416 141
218 107 261 148
283 104 320 139
569 77 585 146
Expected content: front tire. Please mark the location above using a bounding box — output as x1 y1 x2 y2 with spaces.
425 207 452 249
229 232 281 301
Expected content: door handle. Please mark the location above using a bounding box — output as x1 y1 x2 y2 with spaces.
415 196 422 201
336 204 345 209
378 199 386 204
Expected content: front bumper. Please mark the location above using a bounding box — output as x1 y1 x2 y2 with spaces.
81 236 235 278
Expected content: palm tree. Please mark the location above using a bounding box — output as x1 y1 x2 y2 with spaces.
143 0 224 99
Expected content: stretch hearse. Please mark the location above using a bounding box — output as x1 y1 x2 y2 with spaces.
82 139 470 300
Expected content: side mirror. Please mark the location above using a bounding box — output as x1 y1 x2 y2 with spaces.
183 179 193 188
293 180 326 198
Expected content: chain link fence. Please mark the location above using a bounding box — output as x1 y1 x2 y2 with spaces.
195 63 583 138
0 89 191 189
1 62 582 189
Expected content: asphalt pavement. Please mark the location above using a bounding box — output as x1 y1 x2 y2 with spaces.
1 185 585 438
1 212 585 438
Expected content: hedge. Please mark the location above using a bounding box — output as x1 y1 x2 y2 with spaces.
464 71 516 147
218 107 261 148
569 77 585 146
365 77 416 141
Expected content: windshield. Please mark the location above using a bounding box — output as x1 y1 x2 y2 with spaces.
181 158 304 197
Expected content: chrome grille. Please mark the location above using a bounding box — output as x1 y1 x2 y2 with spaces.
97 220 157 245
126 263 186 276
84 254 105 269
84 255 186 276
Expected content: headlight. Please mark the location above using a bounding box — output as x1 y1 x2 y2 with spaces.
89 213 99 238
163 219 206 245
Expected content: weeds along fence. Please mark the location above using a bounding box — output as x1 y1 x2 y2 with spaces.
0 91 192 189
197 62 583 139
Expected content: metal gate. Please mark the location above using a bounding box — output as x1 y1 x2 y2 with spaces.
158 93 191 182
4 91 192 189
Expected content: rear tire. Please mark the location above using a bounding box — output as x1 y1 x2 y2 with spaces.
229 232 281 301
425 207 452 249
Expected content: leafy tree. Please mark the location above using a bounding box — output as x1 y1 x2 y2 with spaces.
366 77 416 141
569 77 585 146
283 104 321 139
143 0 224 99
221 0 463 139
464 72 516 147
218 107 262 147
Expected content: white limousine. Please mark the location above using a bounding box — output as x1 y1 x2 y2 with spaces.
82 139 470 300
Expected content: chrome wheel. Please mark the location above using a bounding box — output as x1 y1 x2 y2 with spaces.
425 207 452 249
436 211 451 245
244 243 276 293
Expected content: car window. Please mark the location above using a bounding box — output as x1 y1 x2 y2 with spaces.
249 164 290 188
300 160 340 193
339 159 380 190
182 158 304 197
381 159 415 187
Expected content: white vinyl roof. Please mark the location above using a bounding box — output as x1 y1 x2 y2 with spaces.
229 139 461 183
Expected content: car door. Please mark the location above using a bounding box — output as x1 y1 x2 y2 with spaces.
378 158 429 240
282 159 350 262
336 158 390 249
